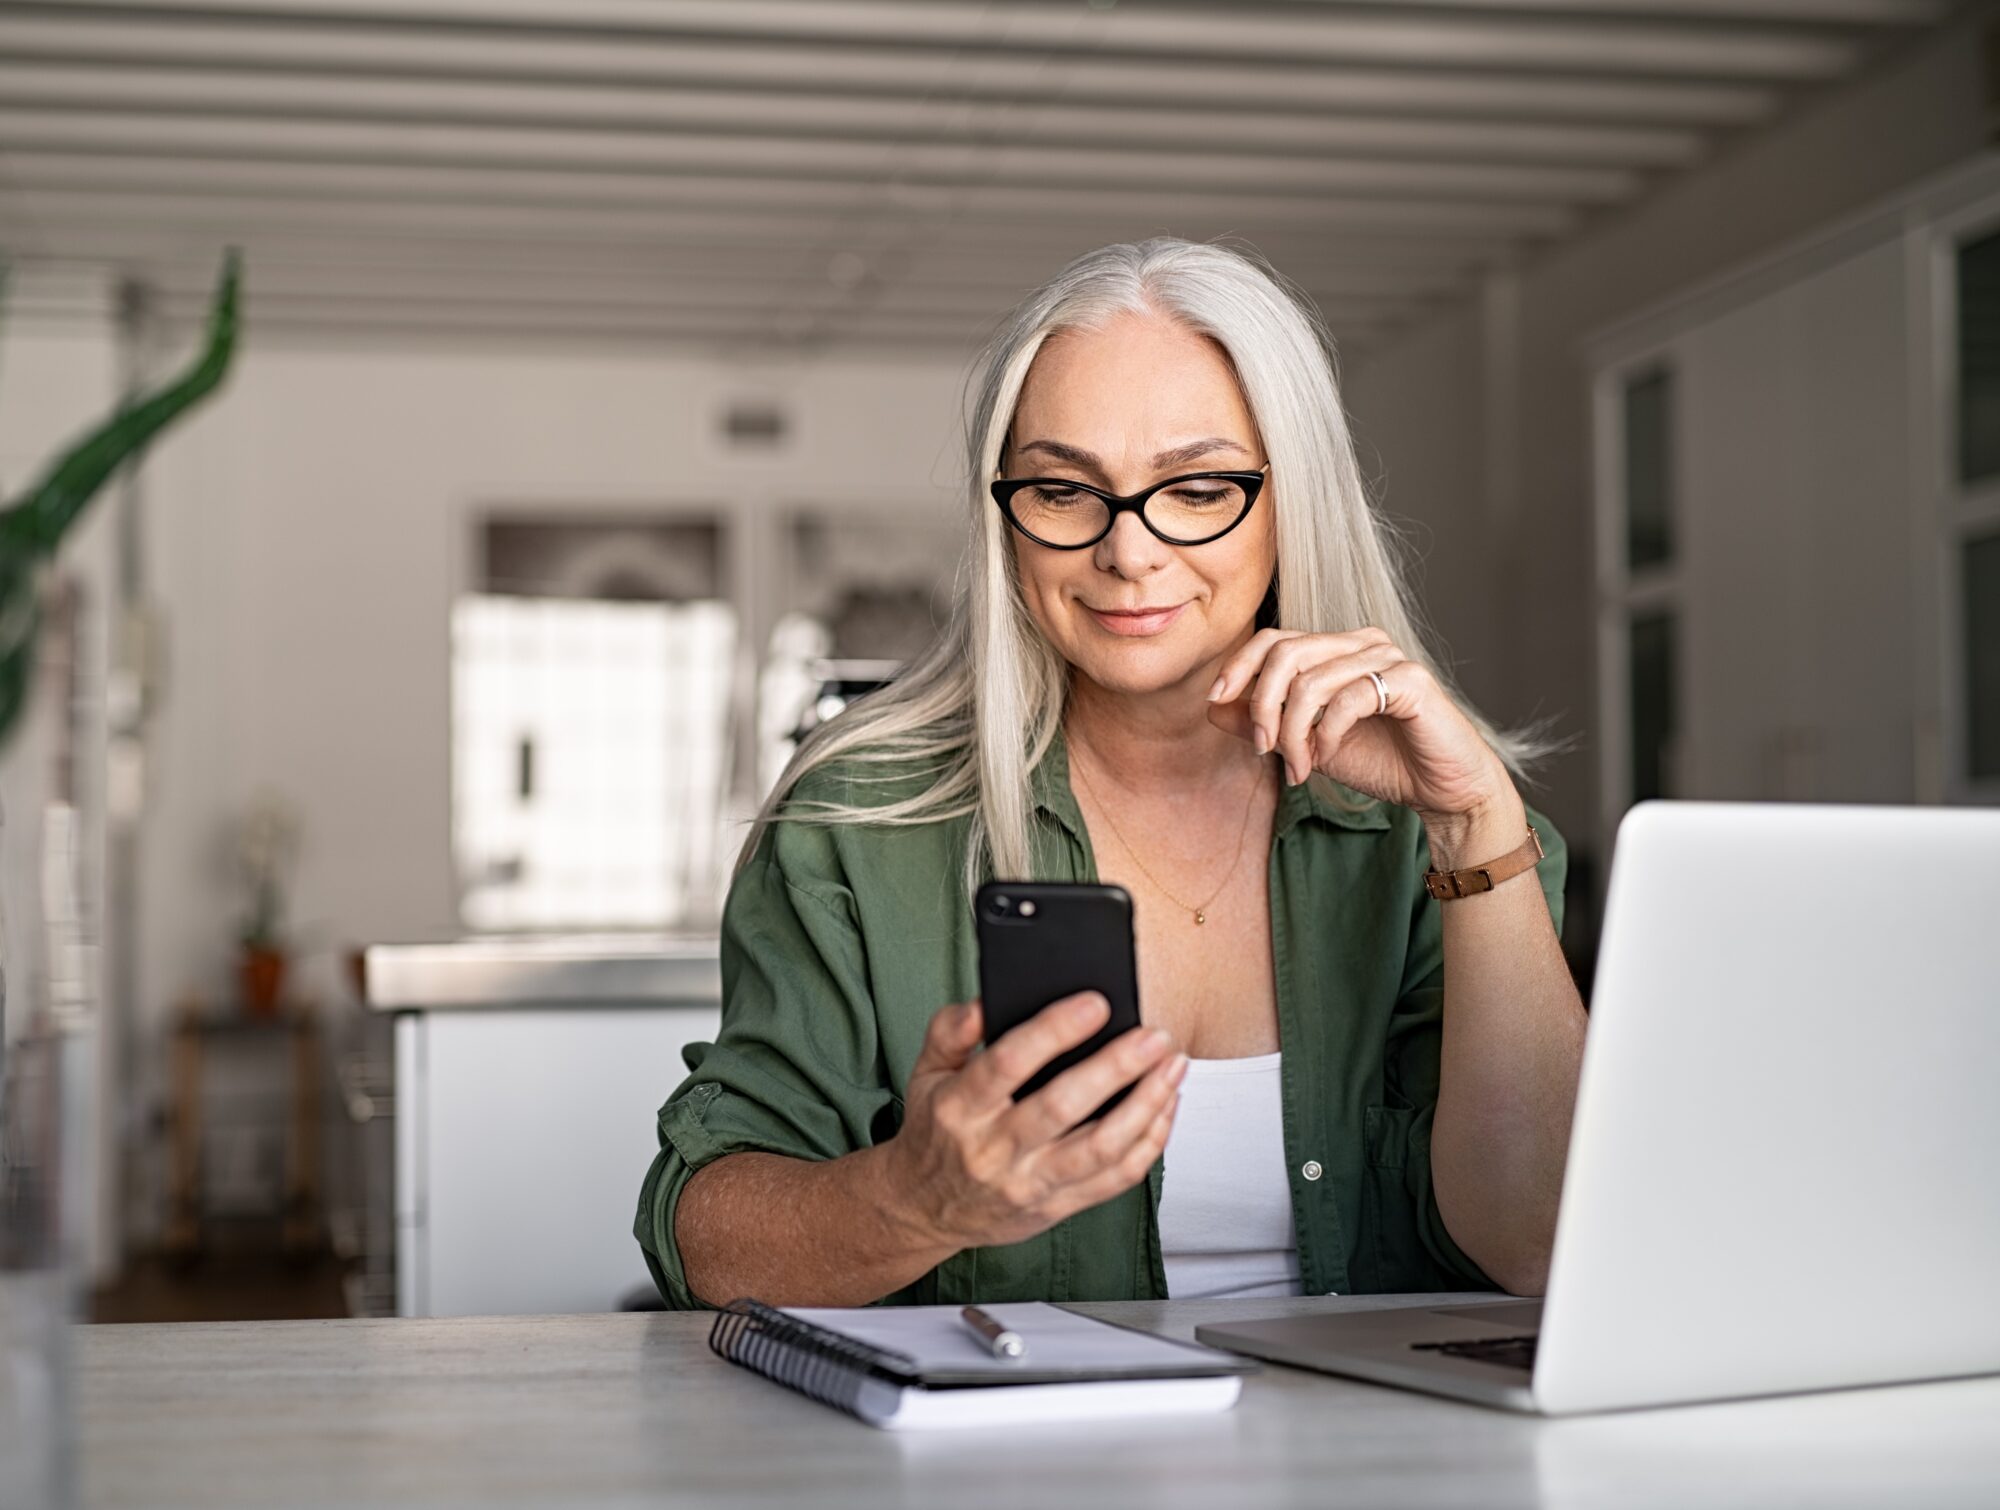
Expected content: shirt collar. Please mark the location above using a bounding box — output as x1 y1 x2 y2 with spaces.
1029 722 1390 841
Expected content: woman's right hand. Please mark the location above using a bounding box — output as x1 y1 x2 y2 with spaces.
880 994 1188 1253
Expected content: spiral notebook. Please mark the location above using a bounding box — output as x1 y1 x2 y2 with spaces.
708 1299 1253 1430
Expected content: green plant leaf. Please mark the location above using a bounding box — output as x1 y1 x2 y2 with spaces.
0 249 241 553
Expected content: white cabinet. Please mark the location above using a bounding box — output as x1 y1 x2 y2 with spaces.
394 1004 721 1317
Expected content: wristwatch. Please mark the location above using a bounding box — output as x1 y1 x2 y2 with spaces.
1424 825 1544 901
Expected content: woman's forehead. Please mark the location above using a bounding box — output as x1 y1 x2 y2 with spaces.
1015 315 1255 450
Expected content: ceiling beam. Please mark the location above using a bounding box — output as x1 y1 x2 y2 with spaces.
0 230 1473 302
15 0 1865 79
126 289 1410 354
1 246 1432 325
0 63 1710 169
0 155 1583 236
0 16 1791 124
0 191 1523 272
0 110 1646 204
1303 0 1942 21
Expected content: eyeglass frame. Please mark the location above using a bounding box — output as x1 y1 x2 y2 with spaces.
989 461 1270 550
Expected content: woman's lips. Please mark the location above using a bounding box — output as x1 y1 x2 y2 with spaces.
1086 602 1186 636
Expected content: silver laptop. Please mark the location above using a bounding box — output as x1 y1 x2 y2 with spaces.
1198 800 2000 1414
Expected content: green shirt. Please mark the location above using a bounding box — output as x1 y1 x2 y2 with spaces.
634 726 1566 1308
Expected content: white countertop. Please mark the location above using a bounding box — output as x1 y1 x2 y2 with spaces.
78 1295 2000 1509
361 934 721 1009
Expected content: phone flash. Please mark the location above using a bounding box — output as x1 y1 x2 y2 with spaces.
1018 900 1037 917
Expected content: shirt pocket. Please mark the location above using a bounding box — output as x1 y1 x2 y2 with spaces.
1361 1102 1419 1293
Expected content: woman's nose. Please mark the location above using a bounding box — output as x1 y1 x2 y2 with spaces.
1093 510 1171 577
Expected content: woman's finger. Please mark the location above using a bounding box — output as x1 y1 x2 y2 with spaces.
911 999 985 1079
1034 1047 1187 1186
1244 630 1395 757
958 989 1111 1109
1208 625 1388 709
1205 627 1299 708
1310 658 1418 771
1046 1095 1180 1220
1205 692 1258 747
1002 1022 1175 1147
1275 642 1404 785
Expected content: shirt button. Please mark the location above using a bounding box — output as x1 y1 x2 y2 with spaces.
1301 1159 1323 1182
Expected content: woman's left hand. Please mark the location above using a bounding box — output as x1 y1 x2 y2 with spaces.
1206 626 1517 829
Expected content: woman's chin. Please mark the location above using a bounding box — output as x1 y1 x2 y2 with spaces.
1070 645 1208 699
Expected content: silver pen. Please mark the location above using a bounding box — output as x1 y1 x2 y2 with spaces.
960 1304 1027 1360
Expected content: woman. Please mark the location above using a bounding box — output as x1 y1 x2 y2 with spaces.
635 238 1587 1309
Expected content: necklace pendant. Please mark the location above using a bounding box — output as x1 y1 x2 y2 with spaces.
1194 910 1206 925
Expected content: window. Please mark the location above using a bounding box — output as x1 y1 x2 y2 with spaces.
1965 530 2000 782
1624 368 1674 572
1628 611 1677 803
452 596 734 931
1946 220 2000 800
452 515 733 932
1957 229 2000 485
1598 354 1682 838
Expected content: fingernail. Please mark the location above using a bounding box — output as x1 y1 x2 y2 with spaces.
1206 675 1225 701
1253 726 1270 754
1168 1052 1190 1084
1069 992 1105 1020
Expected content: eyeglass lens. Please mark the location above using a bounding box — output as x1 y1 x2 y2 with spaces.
1010 477 1249 546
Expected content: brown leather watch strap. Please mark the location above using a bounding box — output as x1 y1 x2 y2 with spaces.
1424 824 1544 901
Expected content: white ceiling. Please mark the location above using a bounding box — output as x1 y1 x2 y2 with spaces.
0 0 1962 358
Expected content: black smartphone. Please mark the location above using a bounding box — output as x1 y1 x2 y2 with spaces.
974 880 1144 1121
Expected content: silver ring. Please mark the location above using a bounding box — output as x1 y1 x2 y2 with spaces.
1367 670 1388 716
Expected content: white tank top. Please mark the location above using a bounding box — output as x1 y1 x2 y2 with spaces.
1157 1050 1306 1301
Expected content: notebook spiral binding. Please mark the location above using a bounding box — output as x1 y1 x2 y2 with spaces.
709 1299 918 1417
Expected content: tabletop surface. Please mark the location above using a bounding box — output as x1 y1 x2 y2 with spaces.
78 1294 2000 1510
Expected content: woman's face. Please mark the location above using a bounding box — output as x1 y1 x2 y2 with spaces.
1003 308 1276 701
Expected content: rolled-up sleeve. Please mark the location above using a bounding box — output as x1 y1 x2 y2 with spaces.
633 814 895 1309
1371 804 1568 1291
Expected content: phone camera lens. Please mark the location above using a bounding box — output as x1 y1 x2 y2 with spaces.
988 894 1010 916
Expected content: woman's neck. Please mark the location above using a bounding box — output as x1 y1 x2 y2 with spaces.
1064 673 1264 799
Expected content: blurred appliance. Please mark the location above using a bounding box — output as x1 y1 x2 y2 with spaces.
361 937 721 1317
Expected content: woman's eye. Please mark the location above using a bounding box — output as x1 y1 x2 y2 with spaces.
1029 486 1085 506
1170 489 1232 507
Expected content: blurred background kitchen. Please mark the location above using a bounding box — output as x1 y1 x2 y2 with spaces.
0 0 1993 1328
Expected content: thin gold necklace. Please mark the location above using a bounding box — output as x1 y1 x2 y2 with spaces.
1068 737 1267 926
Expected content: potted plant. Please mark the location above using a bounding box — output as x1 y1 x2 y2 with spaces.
236 795 301 1017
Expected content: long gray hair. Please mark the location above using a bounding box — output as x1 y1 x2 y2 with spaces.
739 237 1558 897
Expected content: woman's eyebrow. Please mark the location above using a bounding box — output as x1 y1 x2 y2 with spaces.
1017 437 1252 471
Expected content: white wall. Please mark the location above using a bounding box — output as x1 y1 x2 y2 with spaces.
124 338 970 1239
1340 301 1501 710
1342 10 1994 864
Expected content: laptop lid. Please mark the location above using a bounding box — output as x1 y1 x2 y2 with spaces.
1534 801 2000 1414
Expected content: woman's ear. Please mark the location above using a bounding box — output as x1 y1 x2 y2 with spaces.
1254 569 1280 631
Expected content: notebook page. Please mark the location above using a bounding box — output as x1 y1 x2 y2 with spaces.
782 1302 1241 1381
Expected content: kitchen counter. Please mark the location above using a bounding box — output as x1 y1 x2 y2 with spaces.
360 935 721 1010
358 935 723 1316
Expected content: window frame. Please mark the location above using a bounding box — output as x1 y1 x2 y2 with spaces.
1592 345 1686 865
1930 196 2000 806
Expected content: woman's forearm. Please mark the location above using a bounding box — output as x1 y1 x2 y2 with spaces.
675 1145 960 1308
1424 796 1589 1296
